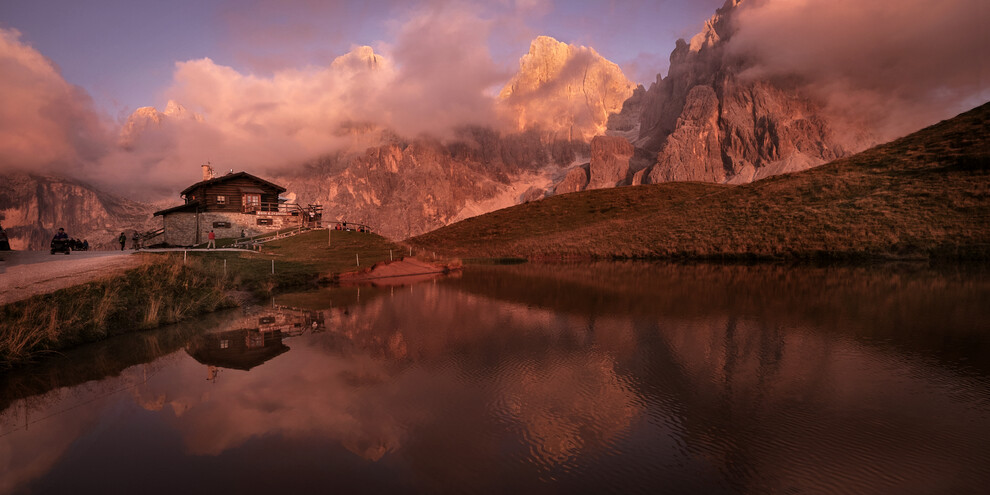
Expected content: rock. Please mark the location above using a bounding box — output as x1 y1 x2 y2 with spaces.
636 0 873 184
588 136 634 189
519 186 547 203
499 36 637 141
553 165 590 195
648 85 724 183
0 173 156 250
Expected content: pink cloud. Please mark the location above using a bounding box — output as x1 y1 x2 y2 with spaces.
0 29 110 173
727 0 989 138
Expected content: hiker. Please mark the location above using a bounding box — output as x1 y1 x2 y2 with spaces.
82 239 89 250
132 231 140 250
240 229 246 238
207 230 216 249
0 223 10 251
118 232 126 251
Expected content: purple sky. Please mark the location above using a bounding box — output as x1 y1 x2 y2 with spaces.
1 0 984 197
0 0 724 118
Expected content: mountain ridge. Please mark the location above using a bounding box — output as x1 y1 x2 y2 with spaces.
408 101 990 260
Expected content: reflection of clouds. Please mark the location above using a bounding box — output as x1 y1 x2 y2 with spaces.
495 354 640 468
131 284 644 470
135 349 404 459
4 265 990 493
0 364 158 495
658 316 990 492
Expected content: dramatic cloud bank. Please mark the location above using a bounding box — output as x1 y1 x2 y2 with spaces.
0 29 109 173
1 0 987 198
727 0 989 139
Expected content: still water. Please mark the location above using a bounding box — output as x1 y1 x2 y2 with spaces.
2 263 989 494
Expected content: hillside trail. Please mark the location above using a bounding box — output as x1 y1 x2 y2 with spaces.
0 250 143 305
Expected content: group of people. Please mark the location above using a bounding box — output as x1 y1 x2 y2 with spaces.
333 221 370 233
118 231 141 250
53 227 89 251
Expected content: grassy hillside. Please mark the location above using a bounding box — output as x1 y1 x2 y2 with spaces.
410 103 989 260
183 229 403 294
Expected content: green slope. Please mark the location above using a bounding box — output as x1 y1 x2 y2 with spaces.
410 102 989 260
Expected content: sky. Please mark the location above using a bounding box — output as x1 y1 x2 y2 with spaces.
0 0 723 118
0 0 986 197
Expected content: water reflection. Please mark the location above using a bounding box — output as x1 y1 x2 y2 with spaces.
1 262 989 494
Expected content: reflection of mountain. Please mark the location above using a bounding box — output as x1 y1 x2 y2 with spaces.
186 329 289 371
3 264 989 494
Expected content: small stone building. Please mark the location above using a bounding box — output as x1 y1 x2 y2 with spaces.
153 168 321 246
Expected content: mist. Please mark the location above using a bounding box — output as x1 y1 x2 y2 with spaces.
727 0 989 139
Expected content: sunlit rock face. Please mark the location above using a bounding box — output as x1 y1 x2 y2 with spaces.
0 173 155 249
499 36 637 142
637 0 873 184
275 129 587 239
588 136 635 189
118 100 200 150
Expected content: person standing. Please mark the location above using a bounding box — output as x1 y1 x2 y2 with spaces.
207 230 216 249
132 231 140 250
118 232 126 251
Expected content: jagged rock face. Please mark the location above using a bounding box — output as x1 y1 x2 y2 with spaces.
275 129 587 239
118 100 201 150
553 166 589 195
638 0 871 184
0 173 156 250
499 36 637 141
648 85 724 183
588 136 634 189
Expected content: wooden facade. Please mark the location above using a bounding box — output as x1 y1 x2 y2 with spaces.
179 172 286 213
151 171 321 247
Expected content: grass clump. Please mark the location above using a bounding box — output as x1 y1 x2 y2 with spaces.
0 254 235 368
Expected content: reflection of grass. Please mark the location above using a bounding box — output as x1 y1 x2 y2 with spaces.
275 285 391 311
411 104 990 261
0 255 235 368
0 309 237 412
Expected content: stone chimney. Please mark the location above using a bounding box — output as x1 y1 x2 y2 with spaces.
201 163 214 181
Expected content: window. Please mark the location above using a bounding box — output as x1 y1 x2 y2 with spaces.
257 218 273 225
243 193 261 211
216 195 226 205
220 339 229 349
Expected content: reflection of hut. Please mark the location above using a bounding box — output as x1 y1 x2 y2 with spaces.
185 329 289 371
259 308 325 335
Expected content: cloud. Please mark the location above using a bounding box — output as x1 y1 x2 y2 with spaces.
97 1 523 196
0 29 110 174
726 0 989 138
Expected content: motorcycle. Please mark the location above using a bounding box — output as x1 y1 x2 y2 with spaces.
50 238 71 255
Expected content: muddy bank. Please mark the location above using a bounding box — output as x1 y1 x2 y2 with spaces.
335 257 461 286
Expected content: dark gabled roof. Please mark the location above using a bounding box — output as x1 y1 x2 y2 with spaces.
154 201 200 216
179 172 286 197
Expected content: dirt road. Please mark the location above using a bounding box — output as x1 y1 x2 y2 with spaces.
0 250 143 305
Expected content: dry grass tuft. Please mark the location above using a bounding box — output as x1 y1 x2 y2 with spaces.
0 255 237 368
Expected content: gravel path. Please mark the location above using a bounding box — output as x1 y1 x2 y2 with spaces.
0 250 143 305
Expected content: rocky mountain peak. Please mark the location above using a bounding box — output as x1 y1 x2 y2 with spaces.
498 35 636 141
636 0 874 185
331 45 385 72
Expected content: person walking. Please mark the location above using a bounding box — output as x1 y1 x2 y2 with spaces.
118 232 126 251
207 230 216 249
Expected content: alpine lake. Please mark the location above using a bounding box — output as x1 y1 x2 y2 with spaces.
3 262 989 494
